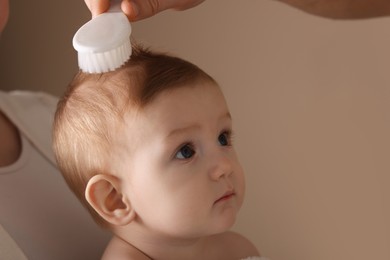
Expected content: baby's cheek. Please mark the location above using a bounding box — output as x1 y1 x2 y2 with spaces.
235 167 246 202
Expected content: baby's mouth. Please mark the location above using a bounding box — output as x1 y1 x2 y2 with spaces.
214 190 236 205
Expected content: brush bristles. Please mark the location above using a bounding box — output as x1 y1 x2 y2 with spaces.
78 41 132 74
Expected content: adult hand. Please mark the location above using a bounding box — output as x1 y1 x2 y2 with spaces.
85 0 205 21
0 0 9 32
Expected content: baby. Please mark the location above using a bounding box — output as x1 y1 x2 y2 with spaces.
53 44 263 259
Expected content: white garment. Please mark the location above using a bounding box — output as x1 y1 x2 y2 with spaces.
0 90 111 260
0 224 27 260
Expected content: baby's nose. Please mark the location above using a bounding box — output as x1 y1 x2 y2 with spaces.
208 152 233 181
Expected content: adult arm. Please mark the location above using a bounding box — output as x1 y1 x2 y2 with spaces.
276 0 390 19
0 111 21 167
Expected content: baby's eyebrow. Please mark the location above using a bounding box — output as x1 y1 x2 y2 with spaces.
218 111 232 124
224 112 232 121
166 124 201 139
166 111 232 139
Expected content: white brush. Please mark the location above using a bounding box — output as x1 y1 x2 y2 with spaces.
73 0 132 73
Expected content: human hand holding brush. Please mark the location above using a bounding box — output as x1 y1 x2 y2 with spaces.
85 0 205 21
85 0 390 21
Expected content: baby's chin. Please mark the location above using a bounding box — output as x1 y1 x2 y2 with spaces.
211 206 241 234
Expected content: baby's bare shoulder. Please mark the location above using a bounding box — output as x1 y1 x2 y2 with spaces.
210 231 260 259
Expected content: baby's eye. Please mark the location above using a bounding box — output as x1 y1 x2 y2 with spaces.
175 144 195 159
218 131 231 146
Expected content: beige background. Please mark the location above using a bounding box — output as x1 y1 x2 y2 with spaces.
1 1 390 259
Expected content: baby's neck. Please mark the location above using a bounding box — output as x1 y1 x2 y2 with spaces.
107 228 213 260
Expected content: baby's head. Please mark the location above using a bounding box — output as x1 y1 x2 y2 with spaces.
53 45 245 238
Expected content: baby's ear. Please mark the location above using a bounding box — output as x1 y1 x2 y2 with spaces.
85 174 135 226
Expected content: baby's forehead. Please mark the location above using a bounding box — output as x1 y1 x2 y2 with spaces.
116 81 229 155
123 81 226 121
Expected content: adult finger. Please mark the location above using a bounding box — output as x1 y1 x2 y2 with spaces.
121 0 205 21
84 0 111 17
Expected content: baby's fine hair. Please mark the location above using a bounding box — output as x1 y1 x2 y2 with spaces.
52 44 216 226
